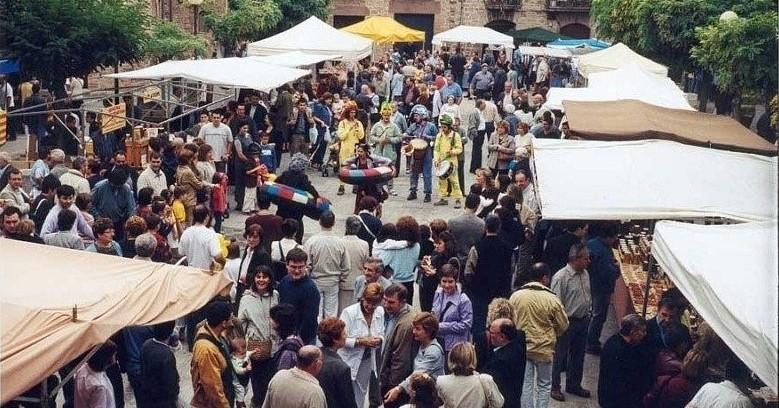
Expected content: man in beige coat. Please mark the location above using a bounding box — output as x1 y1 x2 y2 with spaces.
509 262 569 408
379 284 417 408
263 345 326 408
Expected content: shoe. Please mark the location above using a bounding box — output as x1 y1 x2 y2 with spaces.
337 185 345 196
551 389 565 402
454 200 462 209
423 193 431 203
433 199 448 206
407 192 417 200
566 387 591 398
586 345 602 355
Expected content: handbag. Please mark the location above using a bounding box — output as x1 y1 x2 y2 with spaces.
246 338 272 362
308 126 319 145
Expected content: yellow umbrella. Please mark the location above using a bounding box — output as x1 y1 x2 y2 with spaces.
341 16 425 44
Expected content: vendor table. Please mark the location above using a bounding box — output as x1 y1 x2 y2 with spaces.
611 232 672 321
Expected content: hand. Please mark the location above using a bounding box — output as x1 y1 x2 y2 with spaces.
384 386 402 403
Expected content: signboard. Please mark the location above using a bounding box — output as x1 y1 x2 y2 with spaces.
101 103 126 134
135 86 161 101
0 109 7 146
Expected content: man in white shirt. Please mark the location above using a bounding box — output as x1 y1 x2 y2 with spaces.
136 152 168 196
0 75 13 111
179 205 225 270
59 156 91 195
74 341 118 408
304 211 350 319
41 184 94 239
197 111 233 173
514 169 540 216
687 358 756 408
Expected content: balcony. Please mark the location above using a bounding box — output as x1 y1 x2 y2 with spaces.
484 0 521 12
545 0 591 12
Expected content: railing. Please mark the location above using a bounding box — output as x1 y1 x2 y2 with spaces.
545 0 591 11
484 0 522 11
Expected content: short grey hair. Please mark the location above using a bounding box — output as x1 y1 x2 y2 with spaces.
297 345 322 369
345 216 362 236
50 149 66 163
568 242 588 260
72 156 88 170
619 313 646 336
364 257 384 274
134 233 158 258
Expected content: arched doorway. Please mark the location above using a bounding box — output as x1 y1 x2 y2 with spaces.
559 23 590 39
485 19 516 33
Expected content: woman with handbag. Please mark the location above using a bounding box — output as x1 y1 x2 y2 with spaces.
436 342 504 408
338 282 386 408
485 120 516 178
237 265 279 407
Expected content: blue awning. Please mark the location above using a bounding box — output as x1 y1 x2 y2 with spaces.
0 59 20 75
547 38 610 49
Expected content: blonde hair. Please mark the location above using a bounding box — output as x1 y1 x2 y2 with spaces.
682 321 730 379
487 298 514 327
362 282 384 304
448 342 477 376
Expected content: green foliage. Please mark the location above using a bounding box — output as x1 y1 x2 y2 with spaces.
692 11 778 96
204 0 282 51
3 0 148 95
273 0 330 32
144 20 209 62
770 95 778 128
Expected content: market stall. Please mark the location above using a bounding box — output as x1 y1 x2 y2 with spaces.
515 45 572 59
545 64 693 111
432 25 515 50
653 220 778 393
563 99 778 155
547 38 610 50
576 42 668 78
246 16 373 60
250 51 341 68
0 239 231 404
341 16 425 44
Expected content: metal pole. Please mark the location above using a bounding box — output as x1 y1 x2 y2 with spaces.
52 113 83 150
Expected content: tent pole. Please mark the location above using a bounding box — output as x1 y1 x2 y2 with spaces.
641 254 653 318
9 345 100 405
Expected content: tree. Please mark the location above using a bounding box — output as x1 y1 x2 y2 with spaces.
144 20 209 63
3 0 148 97
691 11 778 115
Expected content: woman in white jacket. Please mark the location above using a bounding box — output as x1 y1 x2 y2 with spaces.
436 342 504 408
338 282 386 408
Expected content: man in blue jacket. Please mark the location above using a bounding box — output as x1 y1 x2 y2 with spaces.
278 247 321 345
586 223 620 354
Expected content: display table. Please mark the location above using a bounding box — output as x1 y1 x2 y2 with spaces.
611 247 672 321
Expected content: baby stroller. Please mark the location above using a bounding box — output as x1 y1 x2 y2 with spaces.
321 140 341 177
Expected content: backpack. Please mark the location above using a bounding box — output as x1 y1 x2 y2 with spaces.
272 338 303 370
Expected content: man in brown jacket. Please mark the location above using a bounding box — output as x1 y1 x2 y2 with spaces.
190 301 234 408
379 284 417 408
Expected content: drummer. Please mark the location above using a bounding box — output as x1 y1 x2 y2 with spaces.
432 113 464 208
404 104 437 203
337 101 365 196
343 143 393 216
369 102 403 196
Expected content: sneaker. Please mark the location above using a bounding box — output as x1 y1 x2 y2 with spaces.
423 193 432 203
454 200 462 209
407 192 417 200
337 185 345 196
434 199 448 206
551 389 565 402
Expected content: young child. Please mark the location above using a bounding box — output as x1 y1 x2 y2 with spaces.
211 172 229 233
229 336 253 408
257 132 277 173
167 188 186 255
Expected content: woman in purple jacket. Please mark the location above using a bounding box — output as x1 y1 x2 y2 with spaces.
431 261 473 362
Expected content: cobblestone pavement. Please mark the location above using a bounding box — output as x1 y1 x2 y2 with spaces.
2 109 616 408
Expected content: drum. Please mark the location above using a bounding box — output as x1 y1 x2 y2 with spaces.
409 138 428 174
260 181 331 219
434 160 453 178
338 166 394 186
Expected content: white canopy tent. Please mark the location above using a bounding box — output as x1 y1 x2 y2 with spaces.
516 45 572 59
250 51 339 67
577 42 668 78
246 16 373 61
653 220 778 392
544 64 692 111
107 57 310 91
531 139 778 222
432 25 515 49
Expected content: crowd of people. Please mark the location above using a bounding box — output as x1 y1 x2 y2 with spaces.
0 45 765 408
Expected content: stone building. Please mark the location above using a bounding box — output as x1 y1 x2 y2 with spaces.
329 0 591 48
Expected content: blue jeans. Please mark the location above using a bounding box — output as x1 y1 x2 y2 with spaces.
409 150 432 194
522 359 552 408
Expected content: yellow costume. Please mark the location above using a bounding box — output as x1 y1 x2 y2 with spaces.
433 127 463 200
337 119 364 163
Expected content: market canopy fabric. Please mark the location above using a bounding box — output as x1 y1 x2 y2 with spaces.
577 42 667 77
547 38 610 49
246 16 373 60
653 221 778 392
545 64 693 111
507 27 571 44
432 25 515 49
563 99 777 156
531 139 778 222
341 16 425 44
0 239 231 403
250 51 339 67
515 46 572 59
107 57 309 91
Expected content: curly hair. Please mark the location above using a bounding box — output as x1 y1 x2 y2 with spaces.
429 219 448 240
486 298 514 327
317 317 346 348
395 216 420 245
124 215 148 239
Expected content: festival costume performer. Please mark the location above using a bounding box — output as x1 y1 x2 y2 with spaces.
432 114 463 208
337 101 365 196
404 104 437 203
369 102 402 195
343 144 393 217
